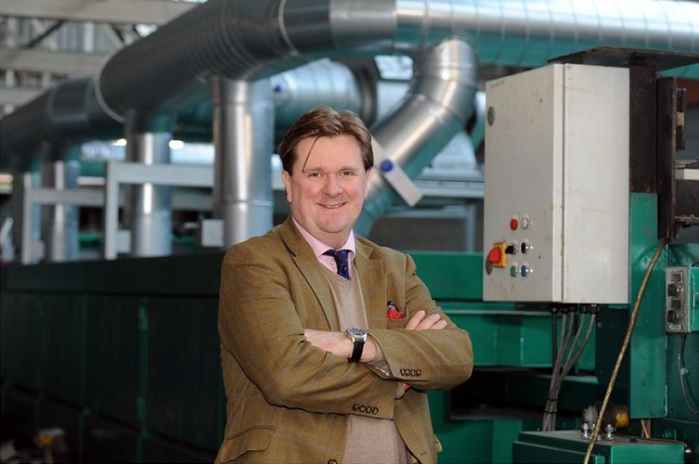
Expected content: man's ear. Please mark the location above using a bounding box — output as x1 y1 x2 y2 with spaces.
282 170 293 203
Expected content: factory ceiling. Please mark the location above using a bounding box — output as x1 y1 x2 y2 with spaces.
0 0 199 113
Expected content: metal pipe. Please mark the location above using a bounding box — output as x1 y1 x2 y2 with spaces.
123 113 173 257
3 0 697 157
211 76 274 247
356 38 479 235
2 0 698 251
40 159 80 262
95 0 699 121
271 59 365 136
17 170 42 264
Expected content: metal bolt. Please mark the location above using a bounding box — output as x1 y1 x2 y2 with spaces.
582 422 591 439
605 423 615 441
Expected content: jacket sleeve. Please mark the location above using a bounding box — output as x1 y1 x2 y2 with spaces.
367 253 474 391
218 239 400 419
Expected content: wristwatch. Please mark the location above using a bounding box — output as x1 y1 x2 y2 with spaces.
345 327 367 362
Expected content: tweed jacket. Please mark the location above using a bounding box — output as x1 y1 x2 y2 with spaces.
216 218 473 464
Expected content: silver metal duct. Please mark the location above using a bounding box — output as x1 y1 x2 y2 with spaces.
211 76 275 245
40 160 80 262
94 0 698 121
4 0 698 156
0 78 121 168
271 59 364 133
357 38 479 235
123 115 173 257
2 0 698 250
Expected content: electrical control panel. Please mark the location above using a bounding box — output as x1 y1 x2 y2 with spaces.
483 64 629 303
666 266 699 333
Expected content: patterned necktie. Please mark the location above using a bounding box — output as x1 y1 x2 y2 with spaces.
323 249 351 280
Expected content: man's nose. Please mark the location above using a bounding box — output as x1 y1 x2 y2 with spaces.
323 175 342 195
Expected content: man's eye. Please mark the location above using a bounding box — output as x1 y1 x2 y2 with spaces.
341 170 355 177
308 172 321 178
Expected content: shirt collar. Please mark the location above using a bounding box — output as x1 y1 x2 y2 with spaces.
292 217 356 259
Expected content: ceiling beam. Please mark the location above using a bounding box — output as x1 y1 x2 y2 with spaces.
0 85 42 107
0 48 105 75
0 0 196 25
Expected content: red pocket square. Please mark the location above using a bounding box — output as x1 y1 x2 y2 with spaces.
387 301 405 320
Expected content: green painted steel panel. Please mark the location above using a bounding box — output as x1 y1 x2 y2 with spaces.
452 369 599 419
447 309 596 370
40 294 85 405
1 293 40 389
145 297 222 449
514 441 604 464
514 430 684 463
655 418 699 461
4 235 693 464
449 311 553 367
429 389 494 464
628 193 668 418
492 419 527 464
409 252 484 300
666 334 699 423
85 296 141 426
1 252 224 295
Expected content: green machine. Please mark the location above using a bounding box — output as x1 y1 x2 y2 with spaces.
472 47 699 463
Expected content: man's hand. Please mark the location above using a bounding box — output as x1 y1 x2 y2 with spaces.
405 310 448 331
402 310 447 392
304 329 377 361
303 310 446 369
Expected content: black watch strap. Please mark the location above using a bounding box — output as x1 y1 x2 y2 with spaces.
349 338 364 362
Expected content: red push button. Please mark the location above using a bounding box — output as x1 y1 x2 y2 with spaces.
487 242 508 268
510 218 518 230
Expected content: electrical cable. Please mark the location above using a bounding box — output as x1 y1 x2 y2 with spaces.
543 312 575 431
583 239 667 464
677 334 699 415
543 313 569 430
543 310 597 431
558 313 596 385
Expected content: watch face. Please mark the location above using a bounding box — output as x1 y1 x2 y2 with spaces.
346 327 367 339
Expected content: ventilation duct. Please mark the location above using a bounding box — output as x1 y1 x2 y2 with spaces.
1 0 697 247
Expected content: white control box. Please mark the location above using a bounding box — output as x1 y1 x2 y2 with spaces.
483 64 629 304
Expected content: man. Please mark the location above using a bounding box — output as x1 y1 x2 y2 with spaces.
216 106 473 463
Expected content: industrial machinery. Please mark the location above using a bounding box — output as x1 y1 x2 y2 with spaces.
1 0 698 461
478 48 699 463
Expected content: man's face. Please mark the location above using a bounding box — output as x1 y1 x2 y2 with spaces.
282 134 371 248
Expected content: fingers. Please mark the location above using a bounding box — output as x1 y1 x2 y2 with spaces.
405 310 425 330
415 313 443 330
405 310 447 331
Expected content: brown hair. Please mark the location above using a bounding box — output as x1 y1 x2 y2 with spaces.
277 106 374 174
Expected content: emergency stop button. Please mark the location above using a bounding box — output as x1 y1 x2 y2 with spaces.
487 242 508 268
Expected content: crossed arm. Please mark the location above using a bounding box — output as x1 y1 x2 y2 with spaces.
304 310 448 362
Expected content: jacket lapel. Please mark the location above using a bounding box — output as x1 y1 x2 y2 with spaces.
279 218 340 330
355 240 388 330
